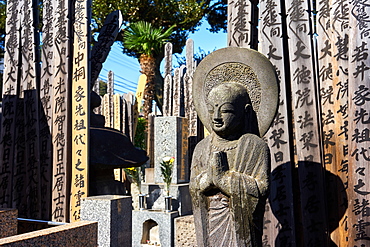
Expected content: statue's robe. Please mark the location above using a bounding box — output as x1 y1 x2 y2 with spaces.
190 133 270 247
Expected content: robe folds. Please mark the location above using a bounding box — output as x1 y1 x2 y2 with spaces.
190 133 270 247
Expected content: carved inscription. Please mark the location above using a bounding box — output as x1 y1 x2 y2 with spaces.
51 0 70 222
70 0 91 222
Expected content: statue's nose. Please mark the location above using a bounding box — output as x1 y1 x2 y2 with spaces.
213 108 222 120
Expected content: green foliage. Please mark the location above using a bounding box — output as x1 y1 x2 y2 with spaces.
99 80 107 96
134 117 147 150
92 0 227 54
123 21 175 58
124 167 142 193
160 157 175 196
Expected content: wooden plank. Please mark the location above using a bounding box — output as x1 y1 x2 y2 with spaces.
92 79 101 115
121 96 128 135
103 94 110 128
39 0 55 220
163 74 172 117
123 93 135 141
227 0 252 47
347 1 370 246
316 0 350 245
285 0 327 245
186 39 194 77
108 71 114 128
329 1 350 243
179 65 186 117
51 0 71 222
113 94 121 131
12 98 27 217
259 0 296 245
0 0 21 210
185 39 197 137
164 42 173 78
70 0 91 222
172 68 180 117
90 10 122 85
21 0 42 219
136 74 146 115
2 0 20 96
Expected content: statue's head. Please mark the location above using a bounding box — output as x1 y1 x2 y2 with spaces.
207 83 252 139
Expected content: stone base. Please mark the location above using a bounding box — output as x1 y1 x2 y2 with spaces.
132 210 179 247
81 195 132 247
0 221 97 246
141 183 192 216
0 208 17 238
175 215 197 247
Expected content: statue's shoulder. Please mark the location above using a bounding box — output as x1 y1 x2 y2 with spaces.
194 135 212 150
240 133 268 149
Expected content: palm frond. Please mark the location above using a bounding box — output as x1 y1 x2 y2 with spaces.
123 21 175 57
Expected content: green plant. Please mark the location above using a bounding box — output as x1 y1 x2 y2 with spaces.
123 21 175 118
134 117 147 150
160 156 175 196
124 167 142 194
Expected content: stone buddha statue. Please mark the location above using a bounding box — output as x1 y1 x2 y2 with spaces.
190 47 278 247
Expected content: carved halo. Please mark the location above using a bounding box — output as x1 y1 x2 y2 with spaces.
193 47 278 137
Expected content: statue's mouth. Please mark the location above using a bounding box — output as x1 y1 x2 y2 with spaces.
213 121 223 128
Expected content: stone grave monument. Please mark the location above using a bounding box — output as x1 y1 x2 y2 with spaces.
189 47 278 247
132 115 192 246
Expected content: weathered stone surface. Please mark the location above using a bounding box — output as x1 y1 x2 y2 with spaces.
175 215 197 247
154 116 189 184
132 210 178 247
0 208 17 238
81 195 132 247
145 168 155 184
190 48 277 247
192 47 278 137
141 183 192 216
0 221 97 246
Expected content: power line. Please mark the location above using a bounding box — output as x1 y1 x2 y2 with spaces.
100 68 137 85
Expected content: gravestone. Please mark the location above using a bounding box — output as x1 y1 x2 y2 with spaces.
0 208 17 238
132 210 178 247
154 116 189 184
81 195 132 247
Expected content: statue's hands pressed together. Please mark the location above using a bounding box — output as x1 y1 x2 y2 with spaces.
197 170 213 193
211 151 233 195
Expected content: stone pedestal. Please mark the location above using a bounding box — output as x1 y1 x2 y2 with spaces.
141 183 192 216
132 210 179 247
81 195 132 247
0 208 17 238
0 221 97 246
154 116 189 184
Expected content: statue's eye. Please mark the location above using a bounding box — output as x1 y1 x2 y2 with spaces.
222 110 233 113
220 104 234 113
221 107 234 113
207 104 214 114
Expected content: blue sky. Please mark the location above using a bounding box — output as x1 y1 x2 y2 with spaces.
99 22 227 95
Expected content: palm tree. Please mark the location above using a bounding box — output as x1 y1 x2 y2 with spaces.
123 21 174 119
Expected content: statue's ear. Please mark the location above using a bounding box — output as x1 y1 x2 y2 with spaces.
245 103 251 113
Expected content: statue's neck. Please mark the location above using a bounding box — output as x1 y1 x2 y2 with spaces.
213 132 242 142
213 133 241 143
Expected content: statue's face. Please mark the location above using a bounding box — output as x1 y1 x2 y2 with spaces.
207 84 247 138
